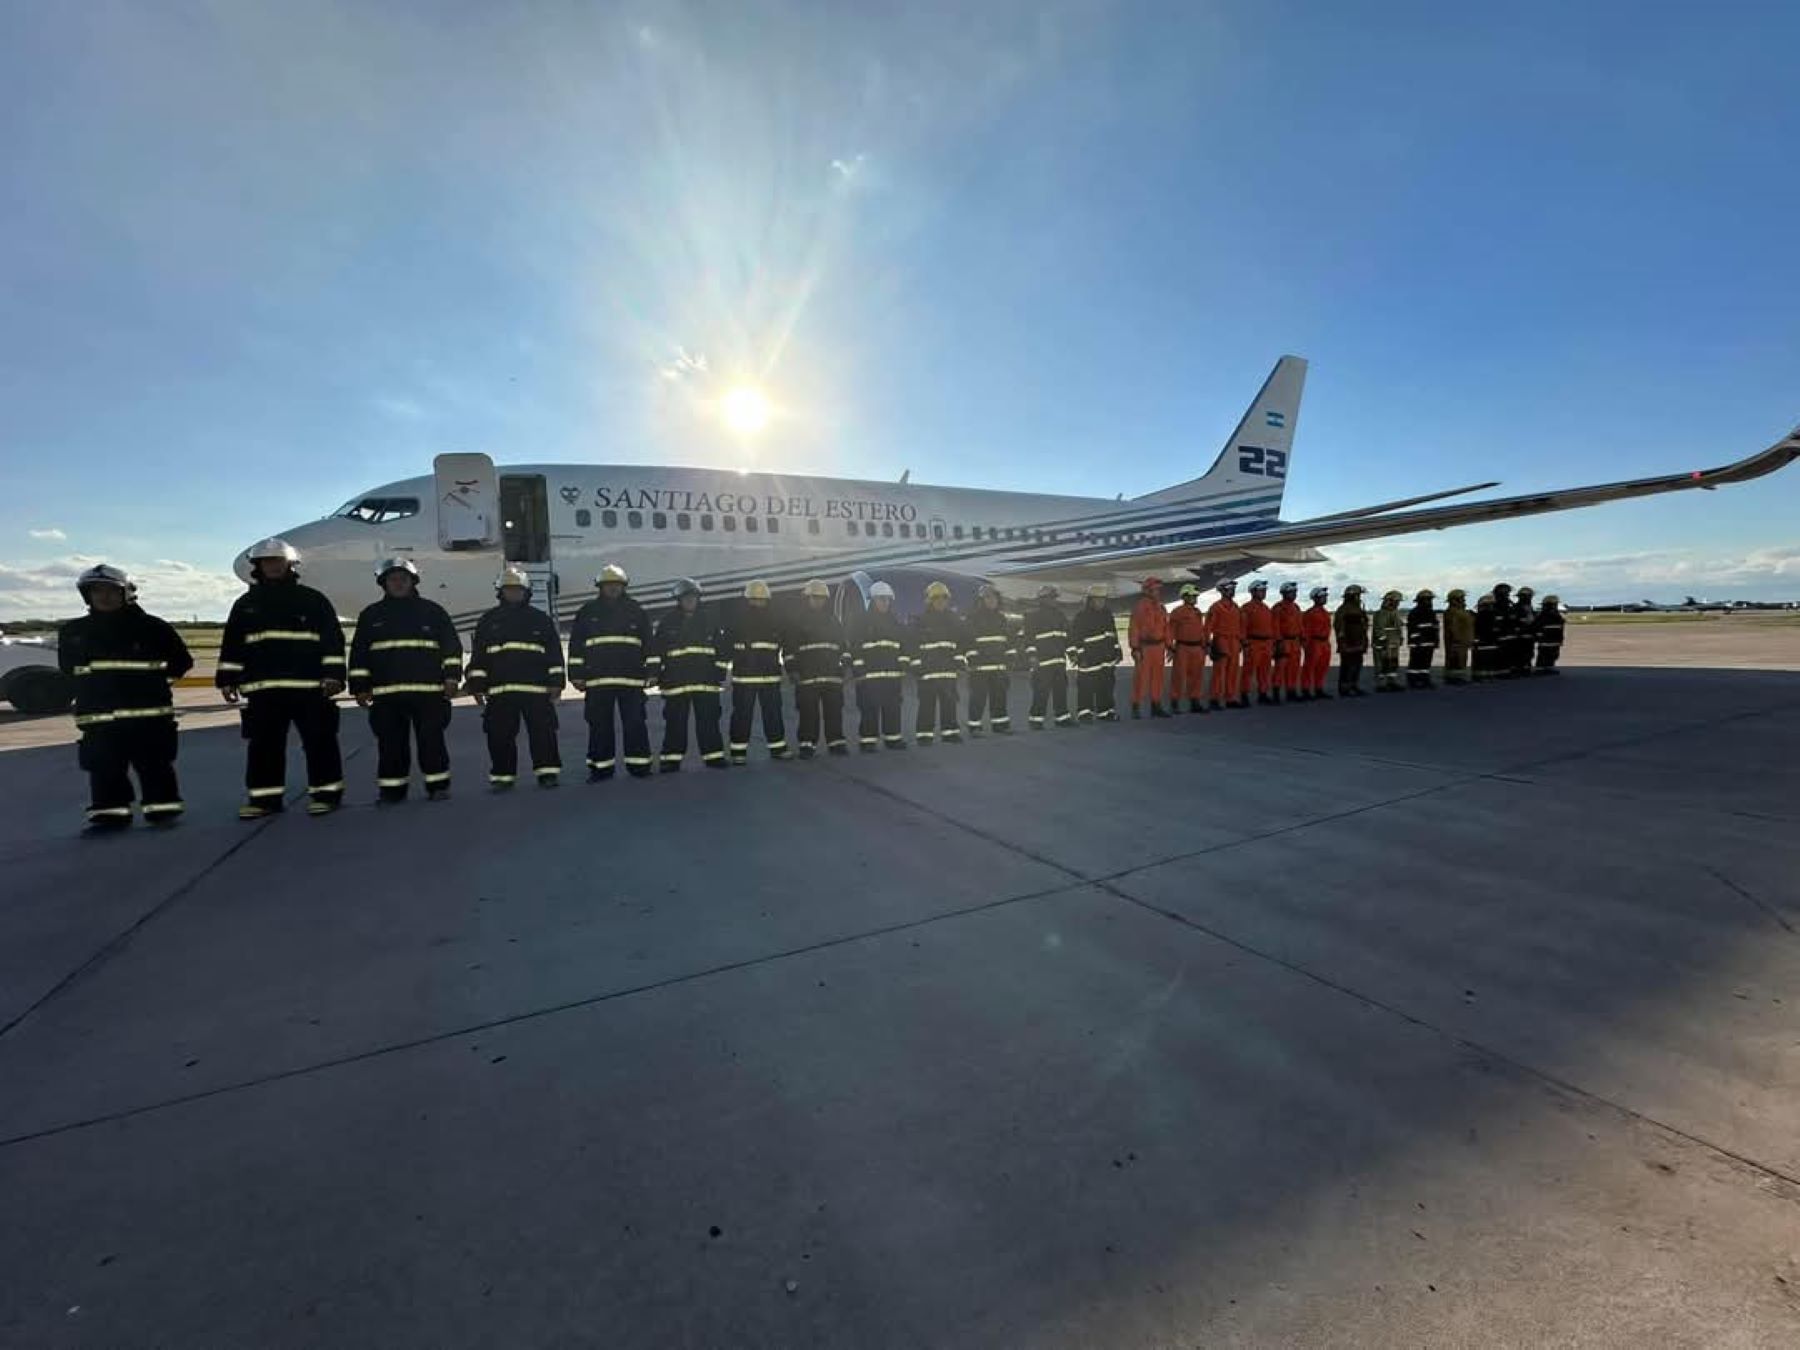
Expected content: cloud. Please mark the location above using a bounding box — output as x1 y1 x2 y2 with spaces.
27 528 66 541
0 554 241 620
372 394 427 422
829 153 868 183
655 345 710 384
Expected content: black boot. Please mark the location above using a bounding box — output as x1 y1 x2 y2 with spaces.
1151 704 1170 718
1131 704 1142 719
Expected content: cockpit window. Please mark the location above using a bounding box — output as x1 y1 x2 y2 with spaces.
335 496 421 524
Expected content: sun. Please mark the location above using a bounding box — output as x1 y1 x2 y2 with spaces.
720 385 771 436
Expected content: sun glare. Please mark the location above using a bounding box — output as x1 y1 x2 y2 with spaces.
721 385 771 436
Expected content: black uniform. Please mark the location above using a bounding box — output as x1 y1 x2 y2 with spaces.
1491 588 1519 677
1022 601 1073 728
349 593 463 799
851 608 910 749
1533 602 1566 672
787 602 850 756
569 592 655 778
1513 598 1538 676
910 607 965 742
467 599 564 785
963 603 1015 734
654 605 727 768
725 603 789 762
1068 604 1121 721
218 574 347 809
1473 603 1500 680
59 604 192 826
1405 600 1440 689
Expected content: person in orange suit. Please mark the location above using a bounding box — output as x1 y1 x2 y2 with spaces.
1240 579 1277 706
1168 583 1210 714
1127 576 1173 718
1300 586 1333 700
1205 579 1244 709
1272 581 1304 703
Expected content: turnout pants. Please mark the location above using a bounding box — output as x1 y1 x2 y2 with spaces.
662 690 725 766
1514 639 1536 677
1210 640 1242 704
967 672 1010 731
371 693 452 797
1173 644 1208 704
1076 668 1115 721
1444 643 1470 684
1277 643 1302 695
916 676 960 742
484 693 560 782
585 685 651 777
1131 646 1167 708
1535 643 1561 672
81 717 181 824
857 678 905 748
1242 639 1274 697
1338 650 1366 693
1302 639 1332 694
1374 649 1402 689
243 689 343 806
729 683 787 758
796 684 847 753
1407 645 1436 688
1029 665 1072 728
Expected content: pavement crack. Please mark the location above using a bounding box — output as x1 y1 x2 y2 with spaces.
1702 865 1797 936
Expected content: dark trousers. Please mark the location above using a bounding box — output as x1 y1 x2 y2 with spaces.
371 693 451 797
1338 651 1365 693
1076 668 1115 719
1514 640 1536 676
1407 646 1436 688
916 677 960 741
662 690 725 765
729 683 787 757
243 689 342 804
1029 665 1071 727
80 717 180 822
856 679 905 747
967 672 1010 730
484 693 560 780
585 685 651 776
796 683 846 751
1535 643 1561 671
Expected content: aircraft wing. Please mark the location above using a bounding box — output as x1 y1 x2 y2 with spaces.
993 431 1800 582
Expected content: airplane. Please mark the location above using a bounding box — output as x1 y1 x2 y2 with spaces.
239 356 1800 633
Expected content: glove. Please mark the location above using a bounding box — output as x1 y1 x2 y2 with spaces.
220 685 241 704
442 679 460 698
321 678 344 698
355 692 373 708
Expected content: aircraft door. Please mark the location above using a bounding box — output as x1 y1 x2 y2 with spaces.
500 474 556 617
434 453 500 551
928 516 949 552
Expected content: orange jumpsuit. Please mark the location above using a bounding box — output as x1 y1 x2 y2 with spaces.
1167 602 1209 705
1206 599 1243 705
1128 595 1171 709
1273 597 1304 695
1301 602 1332 694
1241 597 1276 698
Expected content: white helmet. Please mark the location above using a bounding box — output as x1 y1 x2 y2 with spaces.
1036 584 1059 601
1217 580 1237 595
596 563 629 587
868 581 895 601
77 563 132 601
1248 579 1269 593
1309 586 1330 602
376 556 420 584
744 579 772 601
497 566 531 596
247 537 300 564
1085 582 1109 600
803 578 830 599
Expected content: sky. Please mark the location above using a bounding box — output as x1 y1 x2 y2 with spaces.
2 0 1798 618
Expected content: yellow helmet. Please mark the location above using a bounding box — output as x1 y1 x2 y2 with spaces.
924 581 952 601
1179 583 1199 599
744 579 772 601
1086 583 1109 599
1383 589 1403 603
596 563 629 586
802 578 830 599
1446 588 1466 602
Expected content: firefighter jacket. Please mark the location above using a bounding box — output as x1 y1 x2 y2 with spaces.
217 575 346 694
1127 596 1171 655
1206 598 1243 651
349 594 463 699
911 609 966 684
1333 602 1369 654
1514 600 1539 638
1492 596 1518 642
1474 603 1499 656
59 604 193 731
1022 602 1072 670
1371 605 1404 655
1406 602 1441 652
1242 598 1276 644
963 605 1016 674
1301 603 1332 645
653 607 726 696
1169 602 1207 650
1535 604 1566 651
1443 602 1475 648
852 609 911 683
569 593 654 690
724 603 785 687
1272 598 1304 655
786 605 850 689
1069 605 1121 673
466 600 564 698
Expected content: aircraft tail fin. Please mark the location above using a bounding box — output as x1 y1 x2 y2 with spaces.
1135 355 1307 507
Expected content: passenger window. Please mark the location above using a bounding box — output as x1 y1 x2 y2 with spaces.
700 514 714 531
745 515 758 533
601 509 618 528
576 509 592 527
933 524 945 540
723 515 736 532
882 522 894 538
652 511 667 529
1006 528 1017 541
845 522 858 537
953 525 964 540
898 523 911 538
807 519 818 535
864 522 877 537
628 510 643 529
677 512 691 531
768 518 780 534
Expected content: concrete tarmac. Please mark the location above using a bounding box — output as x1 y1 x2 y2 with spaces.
2 669 1798 1347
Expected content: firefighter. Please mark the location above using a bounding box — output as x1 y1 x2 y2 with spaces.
1023 584 1074 729
1534 594 1567 673
1168 583 1209 713
1371 589 1405 691
466 566 564 789
1473 593 1500 681
1241 579 1278 705
1442 589 1474 685
1127 576 1172 718
59 565 193 831
964 583 1015 735
1491 582 1518 678
789 579 850 758
569 563 654 780
1300 586 1333 700
1273 581 1304 703
1513 586 1538 677
852 580 909 749
725 578 790 763
1070 583 1122 722
653 577 728 770
1404 589 1439 690
1206 579 1244 709
1333 584 1370 696
348 558 463 802
218 537 347 819
912 580 965 743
